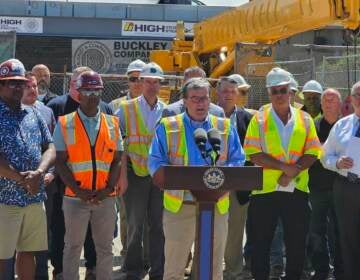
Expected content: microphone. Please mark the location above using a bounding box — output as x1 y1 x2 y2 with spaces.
194 128 208 159
207 128 221 165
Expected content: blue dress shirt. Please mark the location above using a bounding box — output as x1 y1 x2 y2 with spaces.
148 112 245 177
321 113 360 177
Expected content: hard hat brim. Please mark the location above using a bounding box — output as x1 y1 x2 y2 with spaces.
140 75 164 80
238 84 251 90
126 68 143 75
266 81 290 88
302 90 322 94
0 76 29 81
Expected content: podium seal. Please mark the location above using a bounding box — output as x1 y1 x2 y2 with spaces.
203 167 225 189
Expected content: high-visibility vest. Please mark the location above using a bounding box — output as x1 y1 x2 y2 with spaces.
120 97 155 177
59 111 119 197
161 113 231 214
244 106 321 195
111 95 128 113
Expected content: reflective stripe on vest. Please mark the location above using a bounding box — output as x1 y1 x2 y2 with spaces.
59 112 119 197
253 106 317 194
122 97 153 177
162 114 230 214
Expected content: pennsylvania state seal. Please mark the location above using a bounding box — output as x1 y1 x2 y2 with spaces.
203 167 225 190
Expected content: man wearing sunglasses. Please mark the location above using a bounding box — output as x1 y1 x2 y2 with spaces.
116 62 166 280
244 67 321 280
0 58 56 279
110 59 146 113
47 67 112 280
54 70 123 279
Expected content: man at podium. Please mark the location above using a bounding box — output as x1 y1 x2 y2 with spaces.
148 78 245 280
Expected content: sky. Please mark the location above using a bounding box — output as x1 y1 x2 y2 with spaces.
46 0 248 6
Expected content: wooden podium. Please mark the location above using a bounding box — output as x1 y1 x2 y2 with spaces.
154 165 263 280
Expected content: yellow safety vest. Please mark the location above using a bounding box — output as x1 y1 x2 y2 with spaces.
244 106 321 195
121 97 155 177
111 95 128 113
161 113 231 214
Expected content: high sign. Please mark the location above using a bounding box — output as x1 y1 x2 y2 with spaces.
0 17 43 34
122 20 194 38
72 39 171 74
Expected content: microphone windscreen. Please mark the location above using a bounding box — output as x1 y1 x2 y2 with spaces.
207 128 221 145
194 128 208 144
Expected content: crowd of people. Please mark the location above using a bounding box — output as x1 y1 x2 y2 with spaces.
0 57 359 280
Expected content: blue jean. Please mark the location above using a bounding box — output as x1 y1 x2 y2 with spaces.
244 218 284 268
270 220 284 268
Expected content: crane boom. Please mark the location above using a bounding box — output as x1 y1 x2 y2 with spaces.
150 0 360 77
194 0 360 54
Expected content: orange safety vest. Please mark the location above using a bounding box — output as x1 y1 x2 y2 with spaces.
59 111 119 197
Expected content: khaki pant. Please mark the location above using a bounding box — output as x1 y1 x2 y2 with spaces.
62 196 116 280
224 192 248 279
163 204 228 280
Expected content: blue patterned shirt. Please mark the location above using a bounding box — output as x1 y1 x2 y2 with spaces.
0 99 53 207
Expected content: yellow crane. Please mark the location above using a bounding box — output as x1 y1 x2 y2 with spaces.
151 0 360 79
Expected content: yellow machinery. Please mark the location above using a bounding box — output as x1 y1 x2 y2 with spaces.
150 0 360 79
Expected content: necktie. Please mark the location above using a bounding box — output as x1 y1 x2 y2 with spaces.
355 119 360 138
348 119 360 182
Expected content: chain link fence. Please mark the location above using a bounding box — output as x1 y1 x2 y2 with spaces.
316 54 360 98
49 50 360 109
245 58 315 109
49 73 184 104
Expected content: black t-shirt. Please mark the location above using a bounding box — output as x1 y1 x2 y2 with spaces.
47 94 113 121
308 116 338 192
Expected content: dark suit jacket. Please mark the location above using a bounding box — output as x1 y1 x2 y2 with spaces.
162 99 225 118
234 107 254 205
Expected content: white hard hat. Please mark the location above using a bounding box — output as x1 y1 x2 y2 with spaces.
302 80 323 94
126 59 146 75
289 76 299 92
227 74 251 89
140 62 164 80
266 67 291 88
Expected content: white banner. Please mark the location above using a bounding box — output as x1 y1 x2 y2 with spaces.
72 39 171 74
0 17 43 34
121 20 194 38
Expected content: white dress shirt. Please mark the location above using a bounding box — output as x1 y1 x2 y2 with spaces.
321 113 360 177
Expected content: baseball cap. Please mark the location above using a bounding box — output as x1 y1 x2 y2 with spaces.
127 59 146 75
0 59 28 81
140 62 164 80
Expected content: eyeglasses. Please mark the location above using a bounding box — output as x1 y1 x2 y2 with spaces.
351 93 360 99
270 87 288 95
6 80 27 89
79 89 103 97
128 77 141 83
188 95 210 103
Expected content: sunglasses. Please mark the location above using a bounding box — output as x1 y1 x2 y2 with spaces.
128 77 141 83
79 89 103 97
6 80 27 89
270 87 288 95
